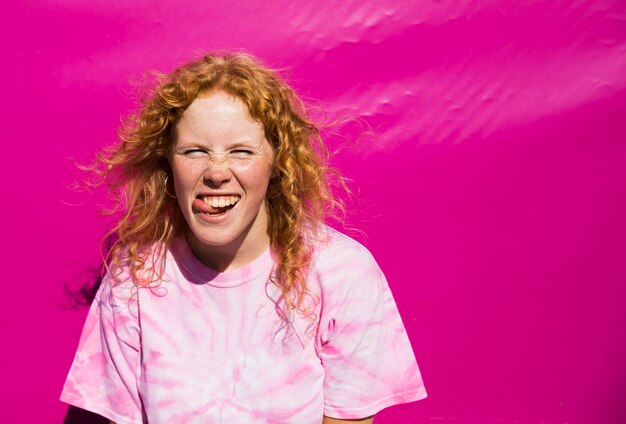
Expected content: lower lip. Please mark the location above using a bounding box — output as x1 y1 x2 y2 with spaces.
192 198 238 223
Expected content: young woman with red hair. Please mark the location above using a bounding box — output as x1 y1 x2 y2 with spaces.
61 51 426 423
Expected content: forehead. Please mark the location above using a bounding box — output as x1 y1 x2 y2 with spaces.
173 91 265 143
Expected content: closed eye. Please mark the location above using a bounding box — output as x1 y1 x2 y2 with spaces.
230 149 255 156
182 149 209 156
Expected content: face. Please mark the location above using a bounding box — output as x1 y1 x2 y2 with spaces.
169 90 274 271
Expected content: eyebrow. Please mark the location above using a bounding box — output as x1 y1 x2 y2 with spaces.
175 139 264 149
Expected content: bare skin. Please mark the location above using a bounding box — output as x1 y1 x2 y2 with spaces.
111 416 373 423
323 415 375 423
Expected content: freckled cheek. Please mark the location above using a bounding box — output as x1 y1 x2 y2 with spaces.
240 163 273 193
245 166 271 180
171 163 202 199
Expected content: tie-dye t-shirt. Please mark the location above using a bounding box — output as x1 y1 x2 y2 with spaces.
61 227 426 423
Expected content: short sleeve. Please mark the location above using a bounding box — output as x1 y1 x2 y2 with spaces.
60 273 143 424
318 244 427 419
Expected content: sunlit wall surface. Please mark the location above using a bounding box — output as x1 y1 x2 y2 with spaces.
2 1 625 422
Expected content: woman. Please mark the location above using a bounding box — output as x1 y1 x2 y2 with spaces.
61 51 426 423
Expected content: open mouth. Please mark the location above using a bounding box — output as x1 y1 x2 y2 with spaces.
196 195 241 215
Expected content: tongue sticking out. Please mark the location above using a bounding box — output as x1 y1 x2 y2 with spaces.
193 197 239 216
205 204 235 215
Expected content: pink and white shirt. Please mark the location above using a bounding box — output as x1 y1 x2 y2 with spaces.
61 227 426 423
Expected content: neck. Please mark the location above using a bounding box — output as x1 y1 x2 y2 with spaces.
186 231 271 273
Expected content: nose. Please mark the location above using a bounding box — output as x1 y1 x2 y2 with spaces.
202 161 231 187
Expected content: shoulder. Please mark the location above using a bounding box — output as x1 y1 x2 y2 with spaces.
313 224 365 250
308 225 385 291
99 244 159 311
106 240 171 286
311 225 380 267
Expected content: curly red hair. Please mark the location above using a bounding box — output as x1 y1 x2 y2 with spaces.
90 51 345 326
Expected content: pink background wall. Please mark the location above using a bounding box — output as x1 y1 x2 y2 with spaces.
2 1 625 422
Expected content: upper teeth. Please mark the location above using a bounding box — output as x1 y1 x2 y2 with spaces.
203 195 240 208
